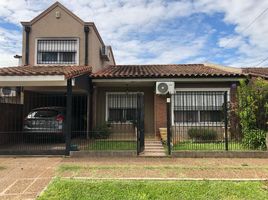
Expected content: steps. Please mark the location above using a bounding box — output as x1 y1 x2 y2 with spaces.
139 138 166 157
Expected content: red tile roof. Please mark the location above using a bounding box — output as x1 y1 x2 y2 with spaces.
92 64 243 78
242 67 268 79
0 65 92 79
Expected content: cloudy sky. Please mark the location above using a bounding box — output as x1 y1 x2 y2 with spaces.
0 0 268 67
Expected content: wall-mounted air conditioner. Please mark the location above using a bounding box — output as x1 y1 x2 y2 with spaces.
0 87 16 97
156 82 175 95
101 46 110 61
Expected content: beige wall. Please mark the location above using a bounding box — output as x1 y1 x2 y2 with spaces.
22 5 115 70
93 86 155 135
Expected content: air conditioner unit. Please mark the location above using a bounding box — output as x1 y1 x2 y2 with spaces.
101 46 110 61
156 82 175 95
0 87 16 97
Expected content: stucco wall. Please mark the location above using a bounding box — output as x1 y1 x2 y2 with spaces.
21 5 115 70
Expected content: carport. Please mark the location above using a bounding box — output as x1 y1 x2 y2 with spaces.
0 65 92 155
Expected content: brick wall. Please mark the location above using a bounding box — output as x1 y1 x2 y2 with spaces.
154 94 167 136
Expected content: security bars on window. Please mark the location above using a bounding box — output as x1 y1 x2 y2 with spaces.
37 40 77 64
106 93 138 123
173 91 225 125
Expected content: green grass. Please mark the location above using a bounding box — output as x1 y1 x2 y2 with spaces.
87 140 136 151
173 141 245 151
38 179 268 200
57 165 82 173
57 163 268 173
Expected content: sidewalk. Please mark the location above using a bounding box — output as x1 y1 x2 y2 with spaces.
0 157 62 200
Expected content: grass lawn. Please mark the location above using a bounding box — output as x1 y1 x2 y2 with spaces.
38 179 268 200
87 140 136 150
173 141 245 151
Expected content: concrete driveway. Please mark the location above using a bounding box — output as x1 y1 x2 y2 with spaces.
0 157 62 200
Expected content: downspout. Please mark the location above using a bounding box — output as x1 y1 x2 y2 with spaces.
24 26 31 66
84 26 90 66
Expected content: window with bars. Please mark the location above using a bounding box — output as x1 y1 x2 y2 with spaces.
106 93 138 123
173 91 225 124
36 39 78 64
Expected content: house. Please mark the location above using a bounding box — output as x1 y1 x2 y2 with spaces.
0 2 252 156
242 68 268 80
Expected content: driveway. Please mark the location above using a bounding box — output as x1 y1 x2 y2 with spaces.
0 157 62 200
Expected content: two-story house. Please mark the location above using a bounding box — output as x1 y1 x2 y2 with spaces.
0 2 248 156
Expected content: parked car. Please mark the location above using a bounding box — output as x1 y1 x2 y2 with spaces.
23 107 66 140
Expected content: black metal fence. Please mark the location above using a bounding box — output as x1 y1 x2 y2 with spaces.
70 93 144 153
169 91 267 152
0 91 87 155
0 90 144 155
169 91 229 151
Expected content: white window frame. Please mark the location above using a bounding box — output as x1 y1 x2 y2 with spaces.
172 88 230 126
105 92 143 124
35 37 79 66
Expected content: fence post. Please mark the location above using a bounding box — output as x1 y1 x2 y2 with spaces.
166 95 172 155
65 79 72 156
136 93 140 155
224 91 228 151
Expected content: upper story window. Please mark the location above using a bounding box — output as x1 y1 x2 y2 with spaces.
36 39 78 65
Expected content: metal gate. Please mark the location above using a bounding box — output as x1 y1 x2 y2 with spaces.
0 91 87 155
137 93 145 155
168 91 228 152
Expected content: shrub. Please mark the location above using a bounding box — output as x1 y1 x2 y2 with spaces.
188 128 217 141
237 78 268 150
92 123 112 139
242 129 267 150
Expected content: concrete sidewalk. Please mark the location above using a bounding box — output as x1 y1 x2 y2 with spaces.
0 157 62 200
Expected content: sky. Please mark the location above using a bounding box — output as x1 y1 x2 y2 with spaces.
0 0 268 67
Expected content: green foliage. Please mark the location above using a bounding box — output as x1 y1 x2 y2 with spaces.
92 123 112 139
188 128 217 141
242 129 267 150
237 78 268 150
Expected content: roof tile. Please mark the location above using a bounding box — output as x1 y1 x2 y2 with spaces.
242 67 268 79
92 64 243 78
0 65 92 79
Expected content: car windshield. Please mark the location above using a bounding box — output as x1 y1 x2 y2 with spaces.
27 110 59 118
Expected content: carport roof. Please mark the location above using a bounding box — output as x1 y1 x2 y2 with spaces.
0 65 92 79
